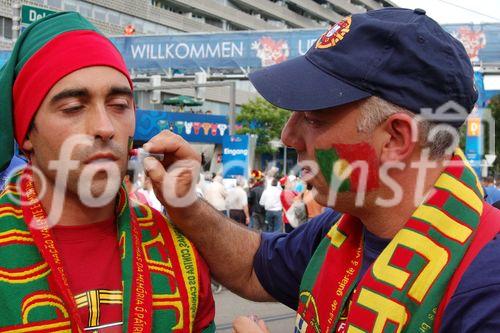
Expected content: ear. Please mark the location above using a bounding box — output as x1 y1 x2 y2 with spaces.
379 113 418 163
21 129 34 154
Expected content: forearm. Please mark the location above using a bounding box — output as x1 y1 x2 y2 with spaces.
166 198 273 301
140 131 274 301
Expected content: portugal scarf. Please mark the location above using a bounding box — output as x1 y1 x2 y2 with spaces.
296 149 499 333
0 167 214 332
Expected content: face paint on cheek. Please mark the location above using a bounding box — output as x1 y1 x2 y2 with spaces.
315 142 380 193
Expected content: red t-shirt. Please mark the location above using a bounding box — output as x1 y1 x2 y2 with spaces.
53 218 123 331
52 217 215 332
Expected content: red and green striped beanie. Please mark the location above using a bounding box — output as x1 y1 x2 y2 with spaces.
0 11 132 171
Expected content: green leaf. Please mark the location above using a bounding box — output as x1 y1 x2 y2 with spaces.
236 97 291 154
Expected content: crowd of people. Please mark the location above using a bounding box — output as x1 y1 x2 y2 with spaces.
200 169 327 233
123 166 326 234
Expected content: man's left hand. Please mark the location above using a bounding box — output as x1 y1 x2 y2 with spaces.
232 316 270 333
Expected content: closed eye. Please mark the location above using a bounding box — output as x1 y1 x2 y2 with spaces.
62 105 84 114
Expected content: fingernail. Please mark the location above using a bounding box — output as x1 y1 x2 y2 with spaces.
143 143 151 151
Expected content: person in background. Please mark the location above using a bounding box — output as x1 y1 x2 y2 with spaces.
293 177 305 193
136 176 164 212
226 177 250 225
265 166 279 188
202 173 227 215
248 170 266 231
124 169 148 204
482 176 500 207
279 175 299 233
259 177 283 232
302 183 325 219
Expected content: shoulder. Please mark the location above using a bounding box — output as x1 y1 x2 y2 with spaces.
454 233 500 296
253 209 341 309
441 232 500 332
305 208 342 235
0 173 27 233
451 204 500 297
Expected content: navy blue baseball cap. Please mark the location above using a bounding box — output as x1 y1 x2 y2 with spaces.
249 8 477 127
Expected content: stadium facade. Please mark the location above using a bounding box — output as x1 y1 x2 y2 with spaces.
0 0 395 50
0 0 396 117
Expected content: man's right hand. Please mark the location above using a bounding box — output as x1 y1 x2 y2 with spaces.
141 130 274 303
142 130 201 208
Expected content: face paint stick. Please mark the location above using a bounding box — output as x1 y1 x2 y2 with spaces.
129 148 164 161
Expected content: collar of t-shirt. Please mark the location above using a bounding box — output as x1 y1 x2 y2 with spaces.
52 217 116 242
360 228 391 277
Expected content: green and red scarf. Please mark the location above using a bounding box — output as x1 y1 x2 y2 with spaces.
296 149 499 333
0 167 214 332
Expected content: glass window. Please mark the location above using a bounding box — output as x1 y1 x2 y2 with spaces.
47 0 62 9
78 2 92 17
120 13 133 27
0 18 4 38
93 7 106 21
63 0 78 12
107 11 120 25
132 19 143 32
4 18 12 40
143 21 156 34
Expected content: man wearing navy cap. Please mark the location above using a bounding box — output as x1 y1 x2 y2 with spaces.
143 8 500 333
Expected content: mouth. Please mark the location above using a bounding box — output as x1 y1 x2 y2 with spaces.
84 153 120 165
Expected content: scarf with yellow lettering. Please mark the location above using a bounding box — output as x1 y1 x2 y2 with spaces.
0 167 214 332
296 149 498 333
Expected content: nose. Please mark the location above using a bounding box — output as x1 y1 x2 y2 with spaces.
281 112 305 152
89 104 115 142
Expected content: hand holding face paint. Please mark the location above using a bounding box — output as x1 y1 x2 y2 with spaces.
140 130 201 208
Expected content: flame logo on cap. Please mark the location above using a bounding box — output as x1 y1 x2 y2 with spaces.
315 17 352 49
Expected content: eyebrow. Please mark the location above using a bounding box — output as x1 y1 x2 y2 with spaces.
50 88 90 105
108 86 133 99
49 86 133 105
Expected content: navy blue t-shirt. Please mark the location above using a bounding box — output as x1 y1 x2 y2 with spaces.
253 208 500 332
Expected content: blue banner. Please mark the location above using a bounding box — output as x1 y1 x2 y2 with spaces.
1 23 499 72
111 29 321 74
222 135 250 178
474 71 500 107
442 24 500 65
465 108 485 176
0 51 10 68
134 109 229 144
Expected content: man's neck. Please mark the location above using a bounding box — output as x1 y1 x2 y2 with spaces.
354 158 447 239
33 174 116 227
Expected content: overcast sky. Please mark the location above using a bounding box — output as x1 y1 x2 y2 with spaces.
392 0 500 24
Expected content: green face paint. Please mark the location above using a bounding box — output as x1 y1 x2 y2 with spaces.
315 148 351 193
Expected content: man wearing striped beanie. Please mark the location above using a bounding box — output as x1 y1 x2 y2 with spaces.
0 12 215 332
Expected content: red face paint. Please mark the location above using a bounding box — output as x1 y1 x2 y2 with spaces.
315 142 379 192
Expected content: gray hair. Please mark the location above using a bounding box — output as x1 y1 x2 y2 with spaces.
357 97 457 159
